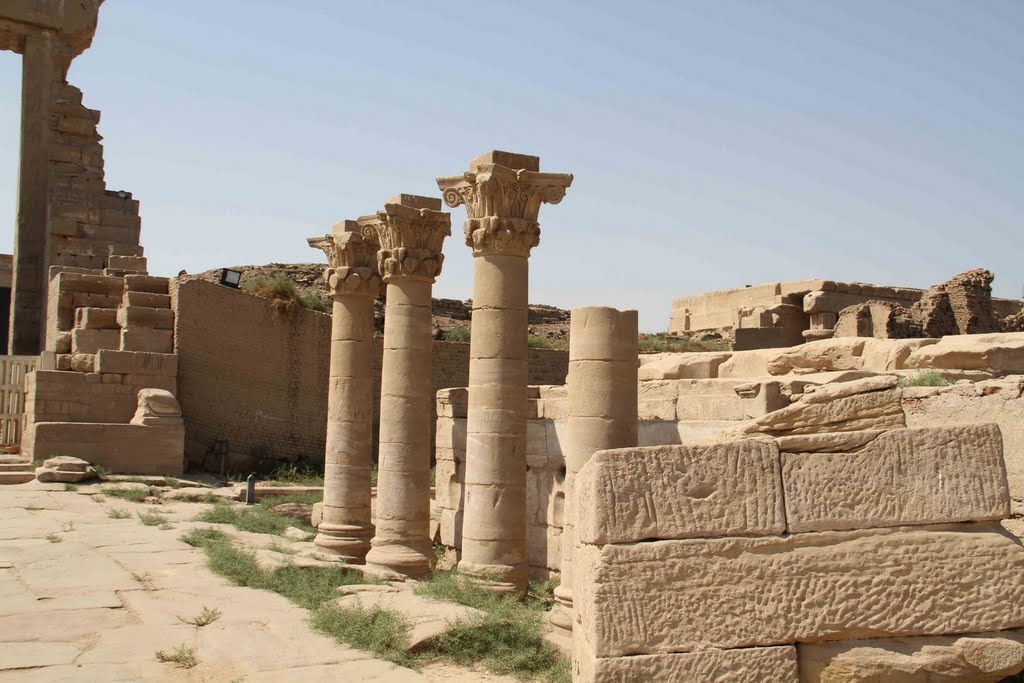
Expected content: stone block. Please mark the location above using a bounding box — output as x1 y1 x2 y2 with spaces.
30 422 184 475
106 255 147 272
783 425 1010 533
575 524 1024 658
575 644 798 683
71 328 120 354
123 274 169 294
120 328 173 353
575 440 784 544
798 629 1024 682
74 306 119 329
96 350 177 376
637 352 732 380
638 398 677 421
124 291 170 308
116 306 174 330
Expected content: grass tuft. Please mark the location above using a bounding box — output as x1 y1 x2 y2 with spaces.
300 291 330 312
179 606 222 627
898 370 950 387
311 604 412 666
138 511 170 528
63 483 78 492
242 274 299 312
105 487 153 504
45 533 62 543
106 507 130 520
442 325 471 343
193 495 318 536
155 644 198 669
638 333 730 353
180 527 231 547
131 572 157 591
262 463 324 487
527 334 553 350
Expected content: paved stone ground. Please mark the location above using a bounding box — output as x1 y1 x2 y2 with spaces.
0 483 515 682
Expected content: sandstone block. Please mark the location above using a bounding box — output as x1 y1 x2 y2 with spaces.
906 333 1024 374
575 524 1024 657
107 255 147 272
96 350 177 376
31 422 184 475
123 274 169 294
124 291 170 308
36 465 96 483
575 644 798 683
116 306 174 330
42 455 91 472
783 425 1010 532
575 440 785 544
71 328 119 354
798 629 1024 683
74 307 118 329
637 352 732 380
120 328 173 353
717 348 775 378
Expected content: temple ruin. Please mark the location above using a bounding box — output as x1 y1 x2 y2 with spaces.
2 3 1024 682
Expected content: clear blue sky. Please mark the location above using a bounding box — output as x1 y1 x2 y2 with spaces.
2 0 1022 331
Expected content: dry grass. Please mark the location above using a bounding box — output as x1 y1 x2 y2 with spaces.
179 606 222 627
155 644 198 669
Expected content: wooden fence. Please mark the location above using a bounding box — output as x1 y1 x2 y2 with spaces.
0 355 37 445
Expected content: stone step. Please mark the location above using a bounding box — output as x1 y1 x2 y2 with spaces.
124 274 169 295
124 291 171 309
0 471 36 485
0 463 33 472
75 307 119 330
116 306 174 330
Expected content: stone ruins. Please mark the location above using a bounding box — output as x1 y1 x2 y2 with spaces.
2 3 1024 682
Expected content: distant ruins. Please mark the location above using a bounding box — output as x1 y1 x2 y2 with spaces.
670 271 1023 350
2 3 1024 682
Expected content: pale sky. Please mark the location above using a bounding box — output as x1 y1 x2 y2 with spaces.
2 0 1022 331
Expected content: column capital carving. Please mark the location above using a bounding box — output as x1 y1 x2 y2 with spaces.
307 220 381 298
437 152 573 258
358 195 451 283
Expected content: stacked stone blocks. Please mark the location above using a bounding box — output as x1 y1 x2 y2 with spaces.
571 426 1023 681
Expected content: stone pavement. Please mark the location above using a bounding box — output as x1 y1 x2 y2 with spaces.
0 483 511 682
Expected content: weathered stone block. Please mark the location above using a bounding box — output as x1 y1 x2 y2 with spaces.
783 425 1010 532
120 328 173 353
30 422 184 475
576 524 1024 657
71 328 119 354
116 306 173 330
96 350 176 376
575 644 798 683
575 440 785 544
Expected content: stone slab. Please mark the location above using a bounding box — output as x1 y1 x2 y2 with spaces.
574 440 785 544
95 350 177 377
575 644 798 683
783 425 1010 532
575 524 1024 658
31 422 183 476
798 629 1024 683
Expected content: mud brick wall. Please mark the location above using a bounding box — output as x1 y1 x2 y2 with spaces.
173 279 569 473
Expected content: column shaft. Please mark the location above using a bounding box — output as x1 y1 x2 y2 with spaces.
10 32 55 354
550 307 638 633
460 254 530 592
315 293 375 560
366 278 435 577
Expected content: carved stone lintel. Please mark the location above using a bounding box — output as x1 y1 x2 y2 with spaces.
437 158 573 258
358 199 451 283
307 220 381 298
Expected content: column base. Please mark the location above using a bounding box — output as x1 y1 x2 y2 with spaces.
457 559 529 595
549 587 573 633
314 523 373 563
802 328 835 341
365 542 432 579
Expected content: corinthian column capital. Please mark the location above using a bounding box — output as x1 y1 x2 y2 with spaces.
307 220 381 298
358 195 451 283
436 150 573 258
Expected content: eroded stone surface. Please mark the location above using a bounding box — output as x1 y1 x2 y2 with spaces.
783 425 1010 532
798 629 1024 682
575 644 798 683
575 524 1024 658
574 440 784 545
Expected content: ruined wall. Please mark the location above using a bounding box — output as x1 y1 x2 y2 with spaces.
173 279 569 473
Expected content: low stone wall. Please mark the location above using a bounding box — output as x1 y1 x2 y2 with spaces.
173 279 569 473
572 426 1024 682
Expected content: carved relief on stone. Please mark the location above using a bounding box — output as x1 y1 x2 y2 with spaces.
307 220 381 298
437 163 573 257
358 203 451 283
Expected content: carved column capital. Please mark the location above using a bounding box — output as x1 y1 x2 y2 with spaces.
307 220 381 298
437 152 573 258
358 195 451 283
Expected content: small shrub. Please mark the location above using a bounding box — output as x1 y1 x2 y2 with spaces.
175 491 222 504
105 487 152 504
155 644 198 669
898 370 950 388
179 606 222 627
311 604 412 666
527 334 553 350
242 274 299 312
63 483 78 492
442 325 471 343
45 533 62 543
138 511 170 528
300 291 330 312
131 572 157 591
264 462 323 487
107 508 130 519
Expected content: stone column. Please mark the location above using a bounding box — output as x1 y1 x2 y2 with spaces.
438 151 573 594
10 32 57 355
307 221 380 562
363 195 450 578
550 307 638 633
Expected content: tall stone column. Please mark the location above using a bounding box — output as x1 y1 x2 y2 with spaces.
438 151 573 593
307 221 380 562
10 31 57 354
363 195 450 578
550 307 638 633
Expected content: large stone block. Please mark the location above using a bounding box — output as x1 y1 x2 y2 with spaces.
637 352 732 380
96 350 177 376
30 422 184 475
575 644 798 683
575 440 785 544
783 425 1010 532
576 524 1024 658
798 629 1024 683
